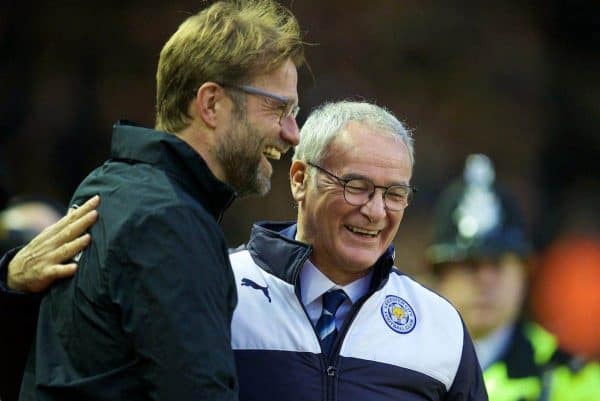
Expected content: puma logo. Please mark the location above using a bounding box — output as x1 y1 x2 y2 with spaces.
241 278 272 303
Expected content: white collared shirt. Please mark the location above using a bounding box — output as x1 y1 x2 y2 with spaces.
474 324 514 369
299 258 373 330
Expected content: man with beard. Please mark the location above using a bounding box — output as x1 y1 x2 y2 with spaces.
1 1 305 400
3 101 488 401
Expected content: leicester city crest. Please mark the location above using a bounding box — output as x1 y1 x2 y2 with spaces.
381 295 416 334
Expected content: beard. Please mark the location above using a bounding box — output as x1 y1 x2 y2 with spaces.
214 110 272 197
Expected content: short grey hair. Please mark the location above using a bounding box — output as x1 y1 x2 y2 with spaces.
293 101 414 167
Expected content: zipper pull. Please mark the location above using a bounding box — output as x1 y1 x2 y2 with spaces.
326 366 336 377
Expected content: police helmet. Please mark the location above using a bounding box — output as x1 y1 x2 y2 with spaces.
426 154 532 265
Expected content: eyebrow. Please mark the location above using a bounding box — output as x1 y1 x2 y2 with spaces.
338 171 410 187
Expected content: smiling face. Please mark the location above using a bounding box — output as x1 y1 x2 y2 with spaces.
215 58 299 196
291 121 413 285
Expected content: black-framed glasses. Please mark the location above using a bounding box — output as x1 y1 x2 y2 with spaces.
219 83 299 124
307 162 416 211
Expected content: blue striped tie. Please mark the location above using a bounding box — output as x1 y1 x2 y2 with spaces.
316 289 348 356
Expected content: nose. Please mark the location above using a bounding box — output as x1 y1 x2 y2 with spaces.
475 262 500 284
360 189 387 221
280 115 300 146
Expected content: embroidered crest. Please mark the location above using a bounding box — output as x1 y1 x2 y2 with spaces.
381 295 416 334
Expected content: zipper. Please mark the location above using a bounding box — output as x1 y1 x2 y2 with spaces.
322 295 372 401
328 295 370 359
216 191 236 223
326 365 337 401
290 245 386 401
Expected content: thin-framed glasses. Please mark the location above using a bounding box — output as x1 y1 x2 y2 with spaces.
219 83 299 124
307 162 416 211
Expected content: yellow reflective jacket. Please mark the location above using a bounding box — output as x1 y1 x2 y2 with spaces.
483 322 600 401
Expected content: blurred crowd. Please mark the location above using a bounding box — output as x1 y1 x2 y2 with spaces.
1 0 598 375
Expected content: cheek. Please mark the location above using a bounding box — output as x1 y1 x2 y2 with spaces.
498 266 526 297
317 195 348 221
439 275 475 306
249 113 279 139
381 213 403 243
502 274 527 308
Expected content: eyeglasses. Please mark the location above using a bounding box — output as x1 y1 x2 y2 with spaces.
307 162 416 212
219 83 299 124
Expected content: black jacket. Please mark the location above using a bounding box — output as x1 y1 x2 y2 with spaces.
17 122 238 401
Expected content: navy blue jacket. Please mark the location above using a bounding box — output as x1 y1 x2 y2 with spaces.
229 222 488 401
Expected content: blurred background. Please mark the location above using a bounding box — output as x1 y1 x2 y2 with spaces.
1 0 598 354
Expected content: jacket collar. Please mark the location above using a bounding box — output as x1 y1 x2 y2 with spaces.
110 121 236 221
247 221 396 291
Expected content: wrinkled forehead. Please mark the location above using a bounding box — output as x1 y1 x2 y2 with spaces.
325 123 412 173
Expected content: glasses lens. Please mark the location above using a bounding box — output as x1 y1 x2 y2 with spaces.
384 186 411 211
343 179 373 205
280 103 299 123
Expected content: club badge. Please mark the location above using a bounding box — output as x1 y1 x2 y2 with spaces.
381 295 416 334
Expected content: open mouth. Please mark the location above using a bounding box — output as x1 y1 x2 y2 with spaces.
345 225 380 238
263 146 282 160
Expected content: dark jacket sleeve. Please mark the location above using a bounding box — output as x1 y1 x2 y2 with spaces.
0 247 42 401
445 321 489 401
110 206 238 401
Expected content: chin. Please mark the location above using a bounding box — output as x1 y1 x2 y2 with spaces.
255 168 272 195
255 180 271 196
340 252 380 273
234 165 272 197
470 315 502 333
348 243 384 262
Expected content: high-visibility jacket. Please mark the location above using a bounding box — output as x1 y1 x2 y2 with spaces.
483 322 600 401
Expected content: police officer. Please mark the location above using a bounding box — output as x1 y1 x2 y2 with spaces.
426 154 600 401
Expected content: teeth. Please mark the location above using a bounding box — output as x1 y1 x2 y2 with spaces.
263 146 281 160
347 226 379 236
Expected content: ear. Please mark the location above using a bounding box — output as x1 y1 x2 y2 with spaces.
290 160 309 203
191 82 226 129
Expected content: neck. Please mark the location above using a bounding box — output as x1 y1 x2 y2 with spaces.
319 265 371 286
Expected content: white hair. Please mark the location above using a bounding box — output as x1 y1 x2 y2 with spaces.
293 100 414 167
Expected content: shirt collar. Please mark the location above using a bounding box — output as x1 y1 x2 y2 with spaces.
299 258 373 306
474 323 515 369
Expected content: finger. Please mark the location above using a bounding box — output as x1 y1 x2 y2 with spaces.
48 263 79 281
59 195 100 227
31 211 84 244
71 195 100 215
55 210 98 244
39 195 100 239
48 233 92 263
33 211 95 255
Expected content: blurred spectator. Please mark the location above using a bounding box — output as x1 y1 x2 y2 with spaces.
0 196 64 401
0 196 64 246
426 154 600 401
531 236 600 360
